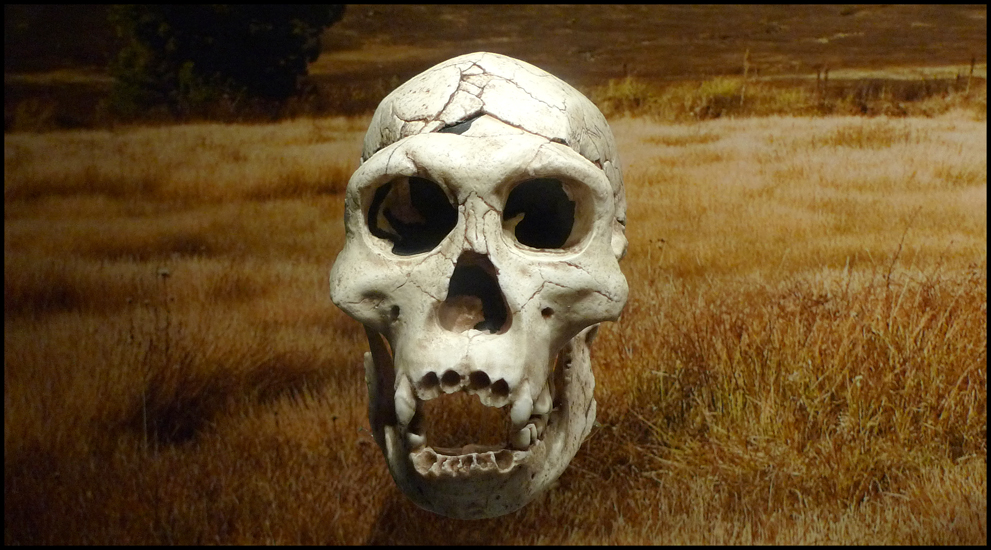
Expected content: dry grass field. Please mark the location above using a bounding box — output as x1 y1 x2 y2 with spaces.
4 101 986 543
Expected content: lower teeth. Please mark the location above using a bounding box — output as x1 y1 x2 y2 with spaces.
511 425 532 450
411 446 517 476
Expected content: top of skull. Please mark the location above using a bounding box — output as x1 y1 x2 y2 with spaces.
362 52 625 226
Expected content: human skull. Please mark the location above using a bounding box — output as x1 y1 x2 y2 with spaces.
330 52 628 519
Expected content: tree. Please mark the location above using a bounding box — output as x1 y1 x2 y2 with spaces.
108 5 345 117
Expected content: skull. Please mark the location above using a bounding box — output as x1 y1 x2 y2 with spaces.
330 52 628 518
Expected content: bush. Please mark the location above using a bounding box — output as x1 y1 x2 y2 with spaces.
107 5 345 119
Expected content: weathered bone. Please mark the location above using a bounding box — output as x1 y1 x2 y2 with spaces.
330 52 628 519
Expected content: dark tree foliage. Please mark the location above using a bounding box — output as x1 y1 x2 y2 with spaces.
108 5 345 116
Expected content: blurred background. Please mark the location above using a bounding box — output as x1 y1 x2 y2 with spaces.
5 4 987 128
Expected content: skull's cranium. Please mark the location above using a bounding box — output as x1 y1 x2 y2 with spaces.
330 52 628 518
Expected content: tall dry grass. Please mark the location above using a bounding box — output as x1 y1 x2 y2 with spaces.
4 111 986 543
590 74 988 122
3 116 365 201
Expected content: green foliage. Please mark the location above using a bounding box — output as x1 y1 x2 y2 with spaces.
107 5 345 118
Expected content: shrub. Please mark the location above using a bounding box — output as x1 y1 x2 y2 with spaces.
107 5 345 119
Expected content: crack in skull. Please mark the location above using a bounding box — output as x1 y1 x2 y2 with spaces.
330 52 628 519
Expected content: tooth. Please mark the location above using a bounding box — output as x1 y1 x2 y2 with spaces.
442 456 459 476
527 423 538 443
494 449 514 471
511 427 531 450
413 447 437 475
394 376 416 427
531 415 547 436
429 456 443 477
510 393 533 429
534 384 552 416
476 452 495 471
407 432 425 449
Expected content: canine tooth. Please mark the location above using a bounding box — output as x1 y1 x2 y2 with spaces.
534 384 552 416
407 432 425 449
394 376 416 427
510 394 533 429
511 426 531 450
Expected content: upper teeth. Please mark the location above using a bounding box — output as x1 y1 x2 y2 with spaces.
534 383 552 416
393 358 561 468
407 432 426 449
510 393 533 430
397 373 555 458
395 376 417 427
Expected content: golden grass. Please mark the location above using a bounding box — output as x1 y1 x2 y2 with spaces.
4 112 986 544
4 116 365 201
591 75 988 122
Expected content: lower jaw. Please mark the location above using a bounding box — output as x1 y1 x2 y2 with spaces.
382 425 550 519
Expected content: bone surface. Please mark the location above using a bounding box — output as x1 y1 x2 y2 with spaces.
330 51 629 519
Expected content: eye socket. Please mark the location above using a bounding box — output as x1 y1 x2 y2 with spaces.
503 178 578 250
367 176 457 255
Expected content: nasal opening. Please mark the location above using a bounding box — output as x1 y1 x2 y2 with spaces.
438 252 510 334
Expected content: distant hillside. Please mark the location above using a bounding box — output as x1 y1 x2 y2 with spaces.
5 5 987 82
4 5 986 128
318 5 987 87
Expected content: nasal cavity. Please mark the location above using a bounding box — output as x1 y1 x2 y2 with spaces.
438 252 510 334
